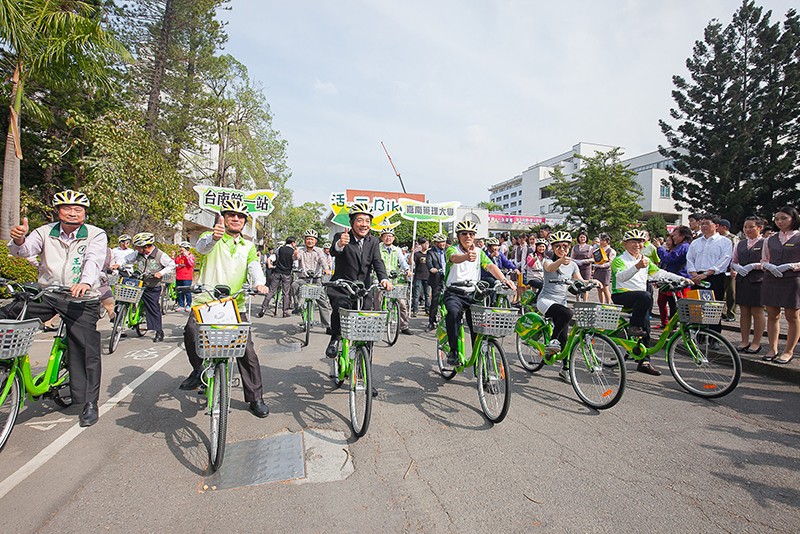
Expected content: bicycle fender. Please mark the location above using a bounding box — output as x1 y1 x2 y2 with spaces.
515 312 547 339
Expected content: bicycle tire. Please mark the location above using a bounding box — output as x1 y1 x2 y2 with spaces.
385 300 400 346
349 345 372 437
51 346 72 408
332 355 344 388
516 332 545 372
134 303 148 337
477 338 511 423
436 334 456 380
0 370 21 452
569 332 626 410
209 362 228 471
303 301 313 347
160 288 168 315
109 304 126 354
667 327 741 398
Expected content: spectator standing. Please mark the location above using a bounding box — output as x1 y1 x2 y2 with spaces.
258 237 296 317
174 241 195 311
570 231 593 302
686 214 733 336
426 233 448 331
718 218 739 321
412 237 430 316
760 206 800 364
730 216 765 354
524 239 547 290
592 232 616 304
655 227 692 328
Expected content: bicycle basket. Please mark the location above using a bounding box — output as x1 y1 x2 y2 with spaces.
112 283 144 304
0 319 42 360
339 309 387 342
299 284 325 300
384 284 409 300
194 323 251 359
573 302 622 330
677 299 724 325
470 305 517 337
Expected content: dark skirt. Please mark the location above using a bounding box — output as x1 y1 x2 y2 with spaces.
593 266 611 286
735 277 762 307
761 274 800 309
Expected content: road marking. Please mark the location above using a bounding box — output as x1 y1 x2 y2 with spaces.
23 417 74 431
0 345 183 501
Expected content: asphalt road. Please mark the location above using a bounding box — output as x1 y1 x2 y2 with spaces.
1 307 798 533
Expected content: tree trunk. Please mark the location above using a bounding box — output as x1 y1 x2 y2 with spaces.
144 0 177 136
1 125 21 240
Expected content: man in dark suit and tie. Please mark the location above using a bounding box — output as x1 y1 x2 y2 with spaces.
326 202 392 358
426 232 448 331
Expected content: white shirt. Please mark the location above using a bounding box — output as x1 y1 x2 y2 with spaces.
686 233 732 275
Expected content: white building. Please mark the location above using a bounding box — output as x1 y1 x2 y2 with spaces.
488 142 685 225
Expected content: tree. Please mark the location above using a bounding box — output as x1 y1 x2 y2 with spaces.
549 148 643 240
263 201 326 245
477 200 503 212
644 215 669 239
0 0 128 238
659 1 800 223
392 219 440 247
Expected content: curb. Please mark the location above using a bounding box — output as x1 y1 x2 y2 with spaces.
739 353 800 386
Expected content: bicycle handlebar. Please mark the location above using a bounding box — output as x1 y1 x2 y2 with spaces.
549 278 598 295
177 283 260 300
323 279 381 299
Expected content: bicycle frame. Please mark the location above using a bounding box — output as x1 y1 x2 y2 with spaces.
0 323 68 407
605 310 687 362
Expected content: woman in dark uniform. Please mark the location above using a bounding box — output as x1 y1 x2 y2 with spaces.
591 232 616 304
760 206 800 364
730 216 765 354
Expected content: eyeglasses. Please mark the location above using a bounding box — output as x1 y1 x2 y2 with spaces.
224 213 247 220
459 232 476 237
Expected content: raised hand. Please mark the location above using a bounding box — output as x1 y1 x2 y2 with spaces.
212 220 225 241
10 217 28 245
467 244 477 262
339 227 350 248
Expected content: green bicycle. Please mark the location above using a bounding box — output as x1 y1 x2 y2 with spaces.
515 279 627 409
324 279 385 437
379 271 407 346
159 275 177 315
108 268 148 354
298 272 325 347
0 281 76 452
186 284 257 471
604 279 741 398
435 281 514 423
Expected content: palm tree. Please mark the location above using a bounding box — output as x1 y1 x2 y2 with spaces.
0 0 129 238
477 200 503 212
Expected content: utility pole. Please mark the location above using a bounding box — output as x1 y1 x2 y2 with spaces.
381 141 406 194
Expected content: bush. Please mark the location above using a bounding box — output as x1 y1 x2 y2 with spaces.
0 242 39 283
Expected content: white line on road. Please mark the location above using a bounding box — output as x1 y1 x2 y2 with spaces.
0 345 183 501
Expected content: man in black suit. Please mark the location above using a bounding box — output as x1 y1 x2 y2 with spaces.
325 203 392 358
426 232 448 331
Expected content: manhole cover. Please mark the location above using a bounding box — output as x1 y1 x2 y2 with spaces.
203 432 304 490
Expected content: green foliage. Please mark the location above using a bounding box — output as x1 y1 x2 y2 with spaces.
477 200 503 212
0 241 38 283
549 148 643 241
644 215 669 239
659 1 800 223
263 201 326 246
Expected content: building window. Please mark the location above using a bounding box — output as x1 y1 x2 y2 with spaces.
510 191 517 197
540 187 552 199
540 205 546 214
660 184 671 198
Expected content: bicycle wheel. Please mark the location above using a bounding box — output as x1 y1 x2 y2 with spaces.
209 362 229 471
134 305 148 337
160 288 168 315
108 304 126 354
477 338 511 423
349 345 373 437
0 369 20 452
385 300 400 346
332 355 344 388
436 323 457 381
569 333 625 410
667 327 741 398
516 333 545 372
303 301 312 347
51 346 72 408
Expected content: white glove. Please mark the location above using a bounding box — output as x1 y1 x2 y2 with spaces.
777 263 792 272
763 262 783 278
731 264 748 277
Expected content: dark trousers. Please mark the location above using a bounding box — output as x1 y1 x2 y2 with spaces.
544 303 572 348
724 275 736 319
428 275 444 326
444 289 475 353
412 278 430 313
183 312 263 402
327 285 374 340
141 285 162 332
0 295 101 405
694 273 726 334
612 291 654 356
261 272 292 314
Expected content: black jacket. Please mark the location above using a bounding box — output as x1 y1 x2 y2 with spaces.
330 232 388 285
426 247 446 277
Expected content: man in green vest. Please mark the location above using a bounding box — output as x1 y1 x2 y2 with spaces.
178 199 270 418
375 228 412 335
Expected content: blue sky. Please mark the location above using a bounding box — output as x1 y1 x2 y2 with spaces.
221 0 797 207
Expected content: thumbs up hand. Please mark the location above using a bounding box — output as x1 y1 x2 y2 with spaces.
10 217 28 245
467 244 477 262
338 228 350 248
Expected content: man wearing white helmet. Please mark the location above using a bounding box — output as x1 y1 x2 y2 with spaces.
131 232 175 342
110 234 133 268
291 229 331 330
375 228 412 335
4 190 107 427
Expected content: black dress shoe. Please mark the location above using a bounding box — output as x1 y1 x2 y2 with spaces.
637 362 662 376
400 329 413 335
153 330 165 342
256 309 266 318
325 327 332 336
249 399 270 418
325 339 339 359
371 387 378 398
179 370 202 390
79 402 99 427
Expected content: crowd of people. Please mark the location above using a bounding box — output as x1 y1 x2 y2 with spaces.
3 189 799 427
